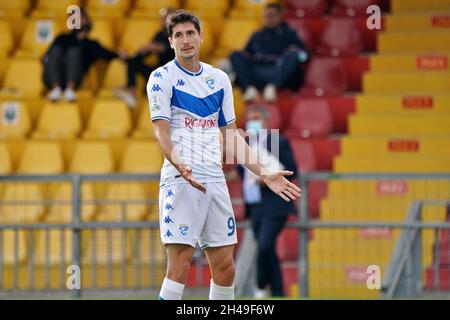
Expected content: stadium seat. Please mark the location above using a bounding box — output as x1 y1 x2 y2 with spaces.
131 0 181 18
226 180 245 221
118 19 160 54
288 139 318 172
0 101 31 139
18 141 63 174
120 140 163 174
33 229 72 265
96 183 148 222
284 0 328 18
90 19 114 50
300 58 348 96
342 56 370 91
31 0 82 18
331 0 380 17
2 230 27 265
0 21 14 56
385 13 450 31
83 99 132 139
132 107 156 139
316 18 364 56
1 59 44 96
276 228 299 261
46 182 97 223
284 98 333 138
229 0 279 19
214 18 260 58
311 138 341 171
99 60 127 97
69 141 114 174
86 0 130 18
378 31 450 53
185 0 229 16
391 0 450 13
286 19 314 51
15 19 64 58
132 229 166 264
0 143 11 174
0 0 30 17
370 54 450 72
32 102 82 140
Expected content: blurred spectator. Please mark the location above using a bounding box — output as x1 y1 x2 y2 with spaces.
116 7 176 109
228 107 299 298
229 3 309 102
42 9 127 102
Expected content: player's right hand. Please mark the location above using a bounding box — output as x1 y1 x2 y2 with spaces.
178 165 206 194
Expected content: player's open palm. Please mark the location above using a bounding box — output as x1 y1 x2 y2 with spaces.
262 171 301 202
180 166 207 194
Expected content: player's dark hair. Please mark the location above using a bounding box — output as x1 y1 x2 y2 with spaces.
265 3 283 12
166 10 201 37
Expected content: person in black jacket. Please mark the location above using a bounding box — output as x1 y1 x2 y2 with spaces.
228 106 299 298
42 9 127 102
229 3 309 103
116 7 176 109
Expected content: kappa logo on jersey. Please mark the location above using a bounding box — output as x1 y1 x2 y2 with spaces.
166 189 174 198
150 94 160 111
164 216 174 224
179 224 189 236
184 117 218 129
164 230 173 238
154 72 162 79
165 203 174 211
176 79 185 86
151 84 162 92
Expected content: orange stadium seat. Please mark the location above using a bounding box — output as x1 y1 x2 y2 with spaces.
316 18 364 56
300 58 348 96
284 98 334 138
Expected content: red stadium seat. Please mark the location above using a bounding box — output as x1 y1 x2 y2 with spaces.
311 138 341 170
300 58 348 96
308 180 328 218
331 0 380 17
286 19 314 51
284 98 334 138
277 229 299 261
284 0 329 18
316 18 364 56
328 96 356 133
227 180 246 222
281 262 298 295
342 55 370 92
288 139 318 172
426 266 450 290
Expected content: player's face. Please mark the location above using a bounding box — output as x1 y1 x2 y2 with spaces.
169 22 203 60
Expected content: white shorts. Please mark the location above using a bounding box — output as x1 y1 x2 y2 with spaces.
159 181 238 249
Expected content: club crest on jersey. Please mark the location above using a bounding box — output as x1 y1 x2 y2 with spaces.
179 224 189 236
204 76 215 90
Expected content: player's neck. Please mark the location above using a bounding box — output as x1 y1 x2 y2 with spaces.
176 57 201 73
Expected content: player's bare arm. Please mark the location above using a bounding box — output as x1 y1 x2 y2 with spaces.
152 119 206 193
220 122 301 202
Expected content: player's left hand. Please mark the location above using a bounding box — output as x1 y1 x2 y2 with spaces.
262 171 301 202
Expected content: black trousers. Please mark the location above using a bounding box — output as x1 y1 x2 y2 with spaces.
43 45 83 90
126 54 156 88
247 204 288 297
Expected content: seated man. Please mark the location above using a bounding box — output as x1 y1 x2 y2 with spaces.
230 3 309 102
116 7 176 108
42 9 127 102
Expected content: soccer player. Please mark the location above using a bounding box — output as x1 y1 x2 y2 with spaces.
147 10 301 300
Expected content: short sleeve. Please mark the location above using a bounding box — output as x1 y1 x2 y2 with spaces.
146 68 172 122
218 74 236 127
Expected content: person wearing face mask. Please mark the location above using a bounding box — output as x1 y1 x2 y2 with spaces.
42 9 128 102
228 107 299 298
229 3 309 103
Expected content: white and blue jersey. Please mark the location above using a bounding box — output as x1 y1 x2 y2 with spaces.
147 59 236 187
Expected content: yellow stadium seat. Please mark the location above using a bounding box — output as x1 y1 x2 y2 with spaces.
90 19 115 50
0 21 14 55
96 182 148 222
0 143 11 174
16 19 64 58
391 0 450 13
385 13 450 31
378 31 450 53
348 114 450 136
229 0 278 19
83 99 132 139
99 60 127 96
18 141 63 174
0 101 31 139
46 182 97 223
1 59 44 97
131 0 180 18
132 106 156 139
31 0 82 18
370 53 450 72
132 229 165 264
0 182 46 223
356 94 450 114
185 0 229 15
214 18 260 58
118 19 160 54
340 137 450 157
120 140 163 173
32 102 82 140
87 0 130 18
334 156 450 173
0 0 30 17
69 141 114 174
83 228 133 264
2 229 27 265
199 20 214 60
363 71 450 94
34 229 72 265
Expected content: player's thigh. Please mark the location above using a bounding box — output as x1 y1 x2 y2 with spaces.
204 244 235 270
165 243 195 265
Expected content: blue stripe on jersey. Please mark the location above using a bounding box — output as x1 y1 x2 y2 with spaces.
152 116 171 122
218 107 227 127
174 59 203 76
171 87 224 118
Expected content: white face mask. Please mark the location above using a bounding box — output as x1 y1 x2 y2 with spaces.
246 120 263 136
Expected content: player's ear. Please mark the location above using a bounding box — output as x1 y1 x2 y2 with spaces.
199 30 204 43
